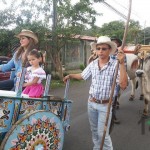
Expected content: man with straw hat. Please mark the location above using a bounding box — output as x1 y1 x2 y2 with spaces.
63 36 128 150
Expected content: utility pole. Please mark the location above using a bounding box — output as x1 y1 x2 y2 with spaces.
144 21 146 45
52 0 57 32
51 0 57 71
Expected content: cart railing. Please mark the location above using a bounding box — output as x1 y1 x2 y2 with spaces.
0 70 72 145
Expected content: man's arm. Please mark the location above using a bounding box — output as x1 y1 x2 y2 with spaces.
117 50 128 90
63 73 83 83
119 62 128 90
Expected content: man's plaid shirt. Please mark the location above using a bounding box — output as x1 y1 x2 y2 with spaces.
81 57 120 100
111 50 127 68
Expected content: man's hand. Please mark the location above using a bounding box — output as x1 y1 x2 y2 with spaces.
63 75 70 83
17 72 21 77
117 50 125 64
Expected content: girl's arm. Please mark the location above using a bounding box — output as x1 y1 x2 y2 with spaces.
23 77 39 87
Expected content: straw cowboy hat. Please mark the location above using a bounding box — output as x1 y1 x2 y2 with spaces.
90 36 117 54
16 29 38 44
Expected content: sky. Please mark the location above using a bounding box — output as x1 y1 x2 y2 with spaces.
93 0 150 29
1 0 150 29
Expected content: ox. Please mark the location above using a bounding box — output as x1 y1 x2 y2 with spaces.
136 54 150 116
125 53 144 101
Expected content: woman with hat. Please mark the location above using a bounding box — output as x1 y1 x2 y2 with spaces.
0 29 39 90
63 36 128 150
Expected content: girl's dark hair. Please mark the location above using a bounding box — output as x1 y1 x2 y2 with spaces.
15 37 37 65
28 49 44 65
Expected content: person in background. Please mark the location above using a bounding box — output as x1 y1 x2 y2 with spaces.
63 36 128 150
22 49 46 98
139 50 145 69
111 37 127 124
88 42 98 63
111 37 122 49
0 29 38 90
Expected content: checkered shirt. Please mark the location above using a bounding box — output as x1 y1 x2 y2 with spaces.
111 50 127 69
81 57 120 100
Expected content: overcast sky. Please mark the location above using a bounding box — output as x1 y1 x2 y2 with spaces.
1 0 150 29
94 0 150 29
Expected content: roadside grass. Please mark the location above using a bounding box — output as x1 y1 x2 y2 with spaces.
50 69 82 89
51 78 82 89
51 80 65 89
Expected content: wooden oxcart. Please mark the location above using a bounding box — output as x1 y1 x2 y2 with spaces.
123 44 150 55
0 68 72 150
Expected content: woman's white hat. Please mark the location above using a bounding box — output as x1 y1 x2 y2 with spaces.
15 29 38 44
90 36 117 54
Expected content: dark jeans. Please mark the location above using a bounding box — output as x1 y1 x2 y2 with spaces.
0 79 14 91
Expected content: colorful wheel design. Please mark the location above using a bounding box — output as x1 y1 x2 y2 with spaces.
0 110 64 150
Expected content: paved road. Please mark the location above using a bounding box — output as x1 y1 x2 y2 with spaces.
50 80 150 150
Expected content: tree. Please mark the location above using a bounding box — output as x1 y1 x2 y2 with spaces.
81 25 101 37
99 20 125 39
48 0 100 79
86 20 141 44
0 0 53 28
0 0 100 80
0 29 14 56
128 20 141 44
139 27 150 44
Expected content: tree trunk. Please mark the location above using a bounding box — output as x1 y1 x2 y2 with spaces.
49 51 63 80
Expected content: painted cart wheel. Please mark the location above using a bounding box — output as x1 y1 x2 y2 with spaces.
0 110 64 150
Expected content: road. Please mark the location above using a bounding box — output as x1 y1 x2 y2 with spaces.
50 80 150 150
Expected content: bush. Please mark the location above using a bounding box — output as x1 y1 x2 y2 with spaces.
51 73 60 80
63 72 68 77
79 64 85 71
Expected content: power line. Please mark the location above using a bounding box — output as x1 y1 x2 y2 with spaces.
113 0 128 11
102 1 127 20
111 0 141 19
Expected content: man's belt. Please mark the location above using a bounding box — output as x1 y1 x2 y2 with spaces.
90 97 110 104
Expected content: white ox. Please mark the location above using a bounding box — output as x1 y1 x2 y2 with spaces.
136 54 150 116
125 53 144 101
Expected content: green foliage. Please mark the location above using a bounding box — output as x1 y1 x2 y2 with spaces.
79 64 85 71
63 72 68 77
0 29 17 56
81 25 101 37
51 73 60 80
0 21 50 56
82 20 143 44
139 27 150 44
99 20 125 39
50 80 65 89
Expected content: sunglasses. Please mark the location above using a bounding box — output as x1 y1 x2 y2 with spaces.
96 47 110 51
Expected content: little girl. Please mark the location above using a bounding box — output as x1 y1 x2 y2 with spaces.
22 49 46 98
